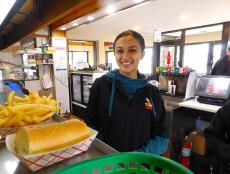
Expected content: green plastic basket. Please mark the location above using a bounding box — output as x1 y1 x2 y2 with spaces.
53 152 193 174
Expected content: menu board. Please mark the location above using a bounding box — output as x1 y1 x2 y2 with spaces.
196 76 230 99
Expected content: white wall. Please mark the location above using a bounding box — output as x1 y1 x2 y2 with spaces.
66 27 153 65
185 31 222 44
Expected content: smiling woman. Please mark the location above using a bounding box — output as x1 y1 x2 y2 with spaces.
113 30 145 79
0 0 16 25
85 30 169 155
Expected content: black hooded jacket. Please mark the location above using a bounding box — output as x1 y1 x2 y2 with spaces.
84 75 168 152
204 100 230 161
211 55 230 75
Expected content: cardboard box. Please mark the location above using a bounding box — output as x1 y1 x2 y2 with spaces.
191 132 206 156
6 128 97 171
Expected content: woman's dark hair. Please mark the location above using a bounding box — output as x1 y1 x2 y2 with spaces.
113 30 145 53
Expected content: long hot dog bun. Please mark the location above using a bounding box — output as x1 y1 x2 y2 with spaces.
15 119 90 155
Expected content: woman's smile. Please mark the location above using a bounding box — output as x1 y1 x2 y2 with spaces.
114 35 144 79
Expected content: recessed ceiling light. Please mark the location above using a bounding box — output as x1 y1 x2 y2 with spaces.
133 0 144 3
179 14 189 21
106 5 115 14
73 23 78 26
87 16 94 21
134 26 140 30
60 27 66 30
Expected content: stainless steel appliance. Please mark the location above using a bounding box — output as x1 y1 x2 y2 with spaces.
70 71 105 117
196 75 230 105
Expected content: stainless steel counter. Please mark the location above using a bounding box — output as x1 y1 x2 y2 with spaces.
162 94 184 112
0 138 118 174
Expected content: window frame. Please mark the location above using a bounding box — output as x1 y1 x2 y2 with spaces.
159 22 229 75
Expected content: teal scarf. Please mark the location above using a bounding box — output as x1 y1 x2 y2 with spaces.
105 69 147 116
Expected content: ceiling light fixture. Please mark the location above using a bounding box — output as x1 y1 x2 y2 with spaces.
179 14 189 21
106 5 116 14
60 27 66 30
133 0 144 3
0 0 17 25
87 16 94 21
73 23 78 26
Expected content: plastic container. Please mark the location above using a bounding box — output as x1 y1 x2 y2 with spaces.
53 152 193 174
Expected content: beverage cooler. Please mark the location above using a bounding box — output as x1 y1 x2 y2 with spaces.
70 71 105 118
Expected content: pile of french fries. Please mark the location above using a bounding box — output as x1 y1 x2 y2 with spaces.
0 91 60 128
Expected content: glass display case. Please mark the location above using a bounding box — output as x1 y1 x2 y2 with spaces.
70 71 105 117
71 73 94 105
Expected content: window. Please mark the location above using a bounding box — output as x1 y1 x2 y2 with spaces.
160 46 175 66
106 51 118 70
69 51 88 70
213 44 222 67
184 43 209 74
69 52 72 67
138 48 153 74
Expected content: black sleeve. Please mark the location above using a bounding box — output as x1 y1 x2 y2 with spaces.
84 79 100 131
204 102 230 162
210 61 218 75
151 87 168 138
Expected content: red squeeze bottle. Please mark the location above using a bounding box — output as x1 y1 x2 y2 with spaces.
167 51 171 65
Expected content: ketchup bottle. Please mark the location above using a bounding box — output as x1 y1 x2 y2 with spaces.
167 51 171 65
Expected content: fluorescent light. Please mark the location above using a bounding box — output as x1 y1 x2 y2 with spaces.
87 16 94 21
60 27 66 30
133 0 144 3
179 14 189 21
134 26 140 30
0 0 16 25
73 23 78 26
106 5 115 14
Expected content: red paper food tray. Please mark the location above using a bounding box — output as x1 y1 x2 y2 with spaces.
6 128 98 171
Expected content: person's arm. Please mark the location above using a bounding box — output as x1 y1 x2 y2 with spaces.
137 136 169 155
138 87 169 155
211 57 225 75
84 79 100 131
204 102 230 161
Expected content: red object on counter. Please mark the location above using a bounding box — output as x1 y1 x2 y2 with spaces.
167 51 171 65
166 66 171 73
183 67 188 75
180 141 191 168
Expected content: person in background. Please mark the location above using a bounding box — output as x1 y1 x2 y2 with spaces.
85 30 169 154
204 101 230 173
211 45 230 75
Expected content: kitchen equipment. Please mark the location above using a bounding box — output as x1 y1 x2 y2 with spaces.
196 75 230 105
71 71 105 105
159 74 188 95
148 80 159 88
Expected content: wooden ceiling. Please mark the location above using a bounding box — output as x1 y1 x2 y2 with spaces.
0 0 116 50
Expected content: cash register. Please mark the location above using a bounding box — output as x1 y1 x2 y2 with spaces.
196 75 230 106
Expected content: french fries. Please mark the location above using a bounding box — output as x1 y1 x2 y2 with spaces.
0 91 60 128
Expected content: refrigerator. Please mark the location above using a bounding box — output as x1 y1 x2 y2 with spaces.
70 71 105 112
